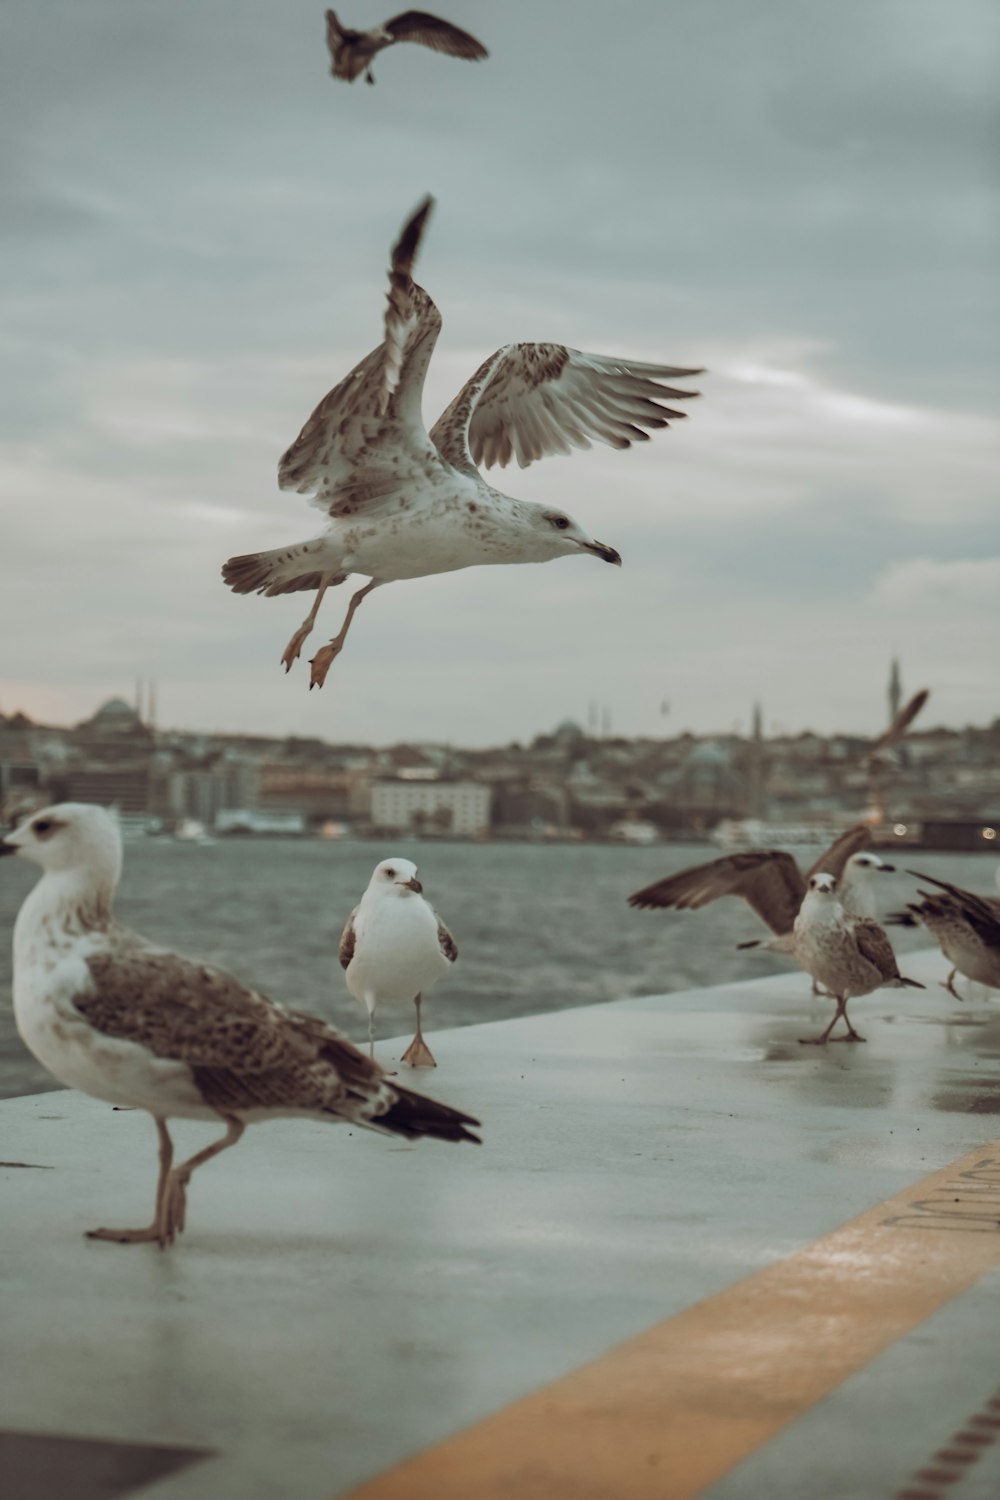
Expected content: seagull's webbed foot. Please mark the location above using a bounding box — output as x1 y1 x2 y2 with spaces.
401 1034 437 1069
86 1223 166 1246
282 621 316 674
309 640 344 690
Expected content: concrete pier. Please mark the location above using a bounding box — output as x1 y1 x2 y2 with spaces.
2 949 999 1500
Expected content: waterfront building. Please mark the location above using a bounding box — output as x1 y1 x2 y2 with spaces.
371 779 492 837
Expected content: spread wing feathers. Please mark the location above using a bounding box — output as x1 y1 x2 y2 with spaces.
325 9 347 50
277 197 441 504
851 919 916 985
905 871 1000 948
77 948 479 1139
868 689 930 756
627 850 806 935
384 11 489 59
437 919 458 963
431 343 702 474
339 909 358 970
805 824 872 883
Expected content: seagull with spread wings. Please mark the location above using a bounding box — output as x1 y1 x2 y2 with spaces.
222 196 702 688
0 804 479 1248
627 826 895 992
325 9 488 85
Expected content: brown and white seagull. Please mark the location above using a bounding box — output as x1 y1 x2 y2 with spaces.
0 804 479 1248
887 869 1000 999
325 9 488 85
792 873 924 1044
222 196 702 688
627 826 895 992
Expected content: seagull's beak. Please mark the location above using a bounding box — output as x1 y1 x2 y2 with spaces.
878 863 896 873
581 539 622 566
0 840 18 858
403 877 423 894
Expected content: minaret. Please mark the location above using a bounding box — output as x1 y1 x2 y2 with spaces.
888 658 902 725
748 702 766 819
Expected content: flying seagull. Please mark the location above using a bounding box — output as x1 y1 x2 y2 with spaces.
340 857 457 1068
222 196 702 688
887 869 1000 999
0 804 479 1247
627 826 894 991
325 9 488 85
792 872 924 1044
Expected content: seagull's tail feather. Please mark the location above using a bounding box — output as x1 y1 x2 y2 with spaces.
377 1084 481 1145
896 976 926 990
885 908 920 928
737 939 762 950
222 544 346 598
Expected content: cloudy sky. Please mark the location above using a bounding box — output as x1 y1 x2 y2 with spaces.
2 0 997 744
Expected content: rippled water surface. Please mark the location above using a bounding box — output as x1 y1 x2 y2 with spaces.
0 837 991 1097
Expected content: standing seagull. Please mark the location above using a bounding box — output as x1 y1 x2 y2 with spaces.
340 858 457 1067
325 9 488 85
628 827 895 991
0 805 478 1247
887 870 1000 998
222 196 701 688
792 873 924 1044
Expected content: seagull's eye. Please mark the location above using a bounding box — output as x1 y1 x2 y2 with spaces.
32 819 52 836
385 867 395 879
549 515 570 530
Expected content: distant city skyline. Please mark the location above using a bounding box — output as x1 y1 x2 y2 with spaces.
2 665 992 749
3 1 997 743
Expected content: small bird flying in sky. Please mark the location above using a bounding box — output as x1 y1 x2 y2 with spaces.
325 9 488 85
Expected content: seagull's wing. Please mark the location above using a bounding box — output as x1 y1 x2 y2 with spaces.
437 919 458 963
430 343 702 474
278 196 442 506
76 948 480 1138
805 824 872 883
325 8 347 56
627 850 806 935
905 871 1000 948
868 688 930 756
852 919 904 982
383 11 488 60
339 908 358 970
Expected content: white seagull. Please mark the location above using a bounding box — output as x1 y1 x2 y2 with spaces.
628 826 895 992
223 196 702 688
1 805 479 1247
887 869 1000 998
792 873 924 1044
325 9 488 85
340 857 457 1068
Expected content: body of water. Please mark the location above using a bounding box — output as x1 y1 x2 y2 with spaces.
1 837 992 1098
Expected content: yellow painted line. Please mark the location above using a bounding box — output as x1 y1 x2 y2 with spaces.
342 1142 1000 1500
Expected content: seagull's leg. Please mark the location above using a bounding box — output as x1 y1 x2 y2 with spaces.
940 969 962 1001
281 575 338 674
799 995 855 1045
364 993 377 1061
828 999 867 1043
160 1115 245 1245
401 994 437 1068
310 579 381 690
365 66 375 84
87 1116 175 1245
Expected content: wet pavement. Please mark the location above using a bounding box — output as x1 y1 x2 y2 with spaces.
1 948 998 1499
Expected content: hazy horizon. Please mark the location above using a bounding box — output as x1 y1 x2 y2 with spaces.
3 1 998 745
